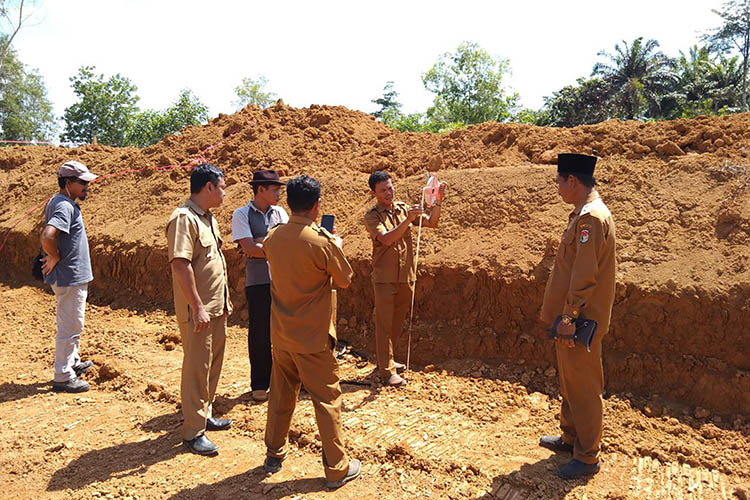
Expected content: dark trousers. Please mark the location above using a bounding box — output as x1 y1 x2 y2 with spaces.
245 284 272 391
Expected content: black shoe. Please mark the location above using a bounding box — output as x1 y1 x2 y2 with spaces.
539 435 573 453
73 360 93 377
557 459 600 479
206 417 232 431
52 377 90 393
326 459 362 489
264 456 283 474
182 434 219 455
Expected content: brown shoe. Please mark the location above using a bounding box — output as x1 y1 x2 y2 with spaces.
383 374 407 387
251 389 268 402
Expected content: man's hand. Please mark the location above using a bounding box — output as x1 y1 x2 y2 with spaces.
555 320 576 348
438 182 447 200
41 254 60 275
407 205 423 222
192 303 211 332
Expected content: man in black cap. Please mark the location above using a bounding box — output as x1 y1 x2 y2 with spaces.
231 170 288 402
538 153 617 479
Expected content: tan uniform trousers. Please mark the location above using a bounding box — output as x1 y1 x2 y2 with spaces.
265 346 349 482
373 282 414 377
556 330 604 464
179 314 227 441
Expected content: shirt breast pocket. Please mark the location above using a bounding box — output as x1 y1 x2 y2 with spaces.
560 228 576 256
198 232 216 260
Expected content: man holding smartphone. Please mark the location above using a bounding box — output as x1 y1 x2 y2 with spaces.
363 170 446 387
231 170 288 402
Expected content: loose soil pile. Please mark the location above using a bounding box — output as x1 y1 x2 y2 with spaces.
1 103 749 421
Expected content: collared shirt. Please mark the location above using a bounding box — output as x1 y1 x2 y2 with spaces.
264 215 353 354
540 190 617 332
166 198 232 323
231 201 289 286
363 201 416 284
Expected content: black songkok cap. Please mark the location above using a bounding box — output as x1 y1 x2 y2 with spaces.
557 153 597 176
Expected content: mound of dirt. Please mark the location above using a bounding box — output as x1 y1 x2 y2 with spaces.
1 103 748 415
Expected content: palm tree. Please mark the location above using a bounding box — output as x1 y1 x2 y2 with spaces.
592 37 677 119
707 55 743 111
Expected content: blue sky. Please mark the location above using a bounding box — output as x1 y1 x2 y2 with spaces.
11 0 728 121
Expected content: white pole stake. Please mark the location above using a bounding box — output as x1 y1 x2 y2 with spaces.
405 188 425 378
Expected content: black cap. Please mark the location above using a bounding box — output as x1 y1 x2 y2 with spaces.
557 153 596 176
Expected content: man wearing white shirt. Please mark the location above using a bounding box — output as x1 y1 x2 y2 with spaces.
231 170 289 402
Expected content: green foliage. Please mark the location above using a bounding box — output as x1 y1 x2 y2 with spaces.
661 45 742 118
539 77 615 127
125 89 209 148
422 42 519 127
234 76 277 109
371 81 401 119
61 66 139 146
592 37 677 120
0 40 55 141
513 108 548 125
703 0 750 110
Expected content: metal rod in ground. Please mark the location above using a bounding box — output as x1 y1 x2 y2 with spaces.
405 191 425 379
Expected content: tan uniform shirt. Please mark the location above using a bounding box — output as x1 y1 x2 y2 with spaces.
264 215 354 354
363 201 416 283
541 190 617 332
166 198 232 323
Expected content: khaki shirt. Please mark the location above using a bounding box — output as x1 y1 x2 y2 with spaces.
363 201 416 283
166 198 232 323
264 215 354 354
540 190 617 332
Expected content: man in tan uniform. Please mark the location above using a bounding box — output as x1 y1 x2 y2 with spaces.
262 175 361 489
539 153 617 479
363 171 445 387
166 163 233 456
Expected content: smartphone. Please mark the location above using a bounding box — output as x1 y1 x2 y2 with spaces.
321 214 335 233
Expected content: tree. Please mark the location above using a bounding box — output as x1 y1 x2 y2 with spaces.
0 0 34 75
592 37 677 119
125 89 209 147
233 75 277 109
422 41 519 127
0 41 55 141
540 77 615 127
707 54 743 111
703 0 750 111
61 66 139 146
371 81 402 119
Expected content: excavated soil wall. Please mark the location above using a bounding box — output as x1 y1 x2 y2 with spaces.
1 104 748 415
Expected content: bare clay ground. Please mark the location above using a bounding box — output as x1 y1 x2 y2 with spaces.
0 277 748 500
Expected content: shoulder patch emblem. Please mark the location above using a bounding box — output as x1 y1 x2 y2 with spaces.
579 229 590 243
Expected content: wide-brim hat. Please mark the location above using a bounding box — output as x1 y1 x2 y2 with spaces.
557 153 596 176
57 160 97 182
249 169 285 185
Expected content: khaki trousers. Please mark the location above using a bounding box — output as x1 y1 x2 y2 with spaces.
556 330 604 464
179 314 227 441
265 346 349 482
373 282 414 377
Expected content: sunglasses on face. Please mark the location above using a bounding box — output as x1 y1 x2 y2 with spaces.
73 178 89 186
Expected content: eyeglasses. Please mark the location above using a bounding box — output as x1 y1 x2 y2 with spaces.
74 178 89 186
